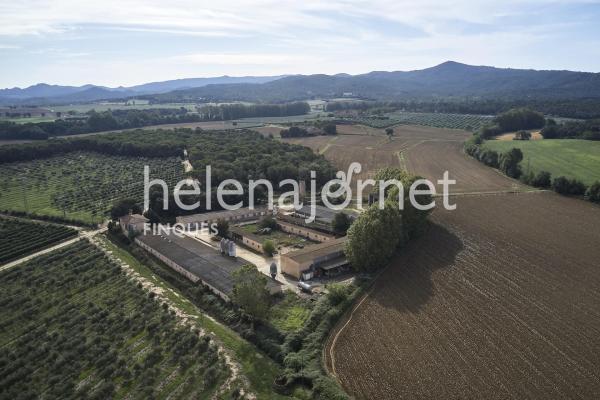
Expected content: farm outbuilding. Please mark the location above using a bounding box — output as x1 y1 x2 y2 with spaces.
277 220 335 242
135 232 281 299
119 214 149 235
176 207 269 227
280 237 349 279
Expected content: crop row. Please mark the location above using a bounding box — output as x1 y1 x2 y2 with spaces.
0 241 227 399
0 152 184 223
0 217 77 263
345 112 493 130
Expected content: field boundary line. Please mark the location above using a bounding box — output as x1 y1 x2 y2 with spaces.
324 264 391 383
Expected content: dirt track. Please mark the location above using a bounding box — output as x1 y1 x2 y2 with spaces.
326 193 600 399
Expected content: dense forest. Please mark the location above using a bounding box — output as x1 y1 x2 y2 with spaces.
0 127 335 184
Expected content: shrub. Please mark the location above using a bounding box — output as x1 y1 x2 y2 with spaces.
326 284 348 306
586 181 600 203
552 176 587 196
530 171 552 188
263 240 276 256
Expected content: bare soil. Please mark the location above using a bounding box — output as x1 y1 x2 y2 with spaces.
326 193 600 399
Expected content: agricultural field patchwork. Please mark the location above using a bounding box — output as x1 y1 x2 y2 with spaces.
342 112 492 131
327 193 600 400
0 152 184 223
0 217 77 264
0 240 227 399
284 124 513 194
483 139 600 185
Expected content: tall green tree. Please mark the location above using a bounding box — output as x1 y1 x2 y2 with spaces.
231 265 270 323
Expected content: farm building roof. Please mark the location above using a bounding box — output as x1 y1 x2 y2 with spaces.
176 207 268 225
292 205 358 224
276 220 335 240
137 233 251 295
119 214 149 225
284 237 347 264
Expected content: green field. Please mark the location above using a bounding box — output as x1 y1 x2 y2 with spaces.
0 116 57 124
483 139 600 185
0 240 227 399
0 152 184 223
0 217 77 263
50 102 197 113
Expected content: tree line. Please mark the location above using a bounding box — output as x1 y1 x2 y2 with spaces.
465 134 600 203
325 98 600 119
541 119 600 140
196 102 310 120
279 123 337 138
0 108 202 140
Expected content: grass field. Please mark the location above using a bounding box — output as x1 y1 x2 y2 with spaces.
0 116 57 124
0 152 184 223
483 139 600 185
0 240 228 399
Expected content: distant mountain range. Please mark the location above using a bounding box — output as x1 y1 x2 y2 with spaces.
0 76 285 105
2 62 600 105
150 61 600 103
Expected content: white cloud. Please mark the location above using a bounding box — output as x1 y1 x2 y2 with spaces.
0 0 598 87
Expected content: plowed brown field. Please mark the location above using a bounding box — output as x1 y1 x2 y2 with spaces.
326 193 600 399
284 124 524 193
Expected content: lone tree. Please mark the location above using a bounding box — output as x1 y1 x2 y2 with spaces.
323 123 337 135
231 265 270 324
215 219 229 237
331 212 351 235
385 127 394 140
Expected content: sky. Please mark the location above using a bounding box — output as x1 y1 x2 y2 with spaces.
1 0 600 88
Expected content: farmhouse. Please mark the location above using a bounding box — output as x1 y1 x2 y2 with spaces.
280 237 349 280
119 213 149 235
176 207 269 227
